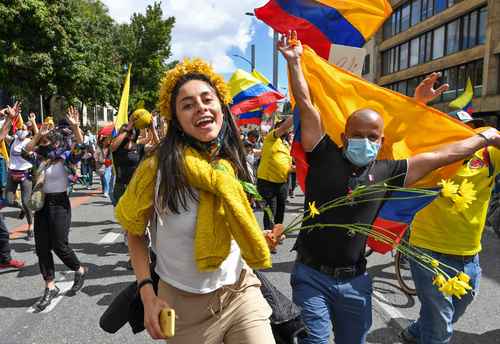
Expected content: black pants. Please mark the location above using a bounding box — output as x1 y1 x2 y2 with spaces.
0 215 11 263
34 192 80 281
257 178 288 230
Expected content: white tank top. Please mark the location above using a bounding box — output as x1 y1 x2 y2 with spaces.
43 161 68 193
151 176 244 294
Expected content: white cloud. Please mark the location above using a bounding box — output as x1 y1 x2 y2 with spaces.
102 0 268 74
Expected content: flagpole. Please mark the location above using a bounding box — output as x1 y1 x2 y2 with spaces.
272 30 279 89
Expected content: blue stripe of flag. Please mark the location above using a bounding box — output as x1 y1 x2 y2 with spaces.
277 0 366 48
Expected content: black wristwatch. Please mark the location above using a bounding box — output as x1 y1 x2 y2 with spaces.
137 277 154 294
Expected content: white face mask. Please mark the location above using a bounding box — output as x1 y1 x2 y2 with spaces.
16 130 29 140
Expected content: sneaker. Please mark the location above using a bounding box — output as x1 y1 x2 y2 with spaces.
36 286 60 311
70 267 87 294
26 229 34 241
400 327 418 344
0 258 25 269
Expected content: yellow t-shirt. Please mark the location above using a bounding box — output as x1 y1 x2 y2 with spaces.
410 146 500 255
257 130 292 184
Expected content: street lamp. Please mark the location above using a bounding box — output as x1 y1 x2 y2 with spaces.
245 11 279 88
233 43 255 72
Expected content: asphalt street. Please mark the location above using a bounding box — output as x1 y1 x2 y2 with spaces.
0 184 499 344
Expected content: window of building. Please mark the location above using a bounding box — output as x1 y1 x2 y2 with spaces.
401 3 411 32
392 47 399 73
400 42 409 70
469 10 478 48
383 19 393 40
394 8 401 35
434 0 447 14
446 19 460 55
410 38 419 67
473 60 483 96
397 80 408 95
407 77 420 97
422 0 434 21
478 7 487 44
461 14 470 49
411 0 422 26
362 54 371 75
432 26 445 60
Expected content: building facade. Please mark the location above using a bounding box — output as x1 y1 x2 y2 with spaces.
371 0 500 127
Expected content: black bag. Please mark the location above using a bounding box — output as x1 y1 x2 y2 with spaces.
99 259 159 334
255 271 308 343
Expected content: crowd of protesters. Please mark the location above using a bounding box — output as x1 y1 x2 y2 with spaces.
1 31 499 344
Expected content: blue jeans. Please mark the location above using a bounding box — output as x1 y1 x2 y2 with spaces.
405 249 481 344
291 262 372 344
100 166 112 195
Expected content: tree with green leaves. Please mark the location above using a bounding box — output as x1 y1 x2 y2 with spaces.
113 2 175 111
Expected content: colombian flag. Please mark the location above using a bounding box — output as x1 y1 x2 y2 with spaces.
228 69 284 124
299 46 476 253
255 0 392 60
449 78 474 114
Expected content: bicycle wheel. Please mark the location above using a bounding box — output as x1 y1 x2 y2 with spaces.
395 251 416 296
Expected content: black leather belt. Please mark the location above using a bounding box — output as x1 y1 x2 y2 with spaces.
440 253 475 263
296 252 366 280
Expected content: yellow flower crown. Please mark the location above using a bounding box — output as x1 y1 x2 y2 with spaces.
158 58 232 121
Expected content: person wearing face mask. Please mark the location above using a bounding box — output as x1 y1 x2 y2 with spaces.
114 59 275 343
280 31 500 344
257 117 293 231
23 107 87 311
6 124 34 239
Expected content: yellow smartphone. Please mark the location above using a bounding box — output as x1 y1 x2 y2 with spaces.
159 308 175 338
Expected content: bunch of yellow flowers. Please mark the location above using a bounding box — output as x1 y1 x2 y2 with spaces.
439 179 477 214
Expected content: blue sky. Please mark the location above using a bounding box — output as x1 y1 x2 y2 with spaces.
101 0 289 95
228 20 289 95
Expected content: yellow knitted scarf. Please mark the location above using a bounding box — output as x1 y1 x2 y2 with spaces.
115 147 271 272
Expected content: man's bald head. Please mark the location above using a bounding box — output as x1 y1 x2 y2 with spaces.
342 108 385 146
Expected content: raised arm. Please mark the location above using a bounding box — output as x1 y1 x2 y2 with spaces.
29 112 39 135
110 118 135 152
414 72 449 105
279 31 323 152
66 106 83 144
405 128 500 186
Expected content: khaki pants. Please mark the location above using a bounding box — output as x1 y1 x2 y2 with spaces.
158 268 275 344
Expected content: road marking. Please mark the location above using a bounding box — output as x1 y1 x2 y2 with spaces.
98 232 121 244
26 272 74 314
372 290 408 330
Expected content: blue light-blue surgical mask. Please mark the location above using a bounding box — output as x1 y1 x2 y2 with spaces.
344 138 381 167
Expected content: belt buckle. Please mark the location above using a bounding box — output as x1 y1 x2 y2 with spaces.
333 266 356 279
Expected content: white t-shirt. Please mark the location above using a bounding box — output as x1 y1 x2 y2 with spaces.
43 161 68 193
9 138 32 171
152 180 244 294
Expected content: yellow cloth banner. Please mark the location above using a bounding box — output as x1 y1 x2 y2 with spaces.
115 65 131 132
299 46 476 187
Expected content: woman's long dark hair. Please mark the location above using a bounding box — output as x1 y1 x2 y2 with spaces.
157 73 251 214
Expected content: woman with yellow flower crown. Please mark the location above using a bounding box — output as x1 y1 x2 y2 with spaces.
115 59 275 343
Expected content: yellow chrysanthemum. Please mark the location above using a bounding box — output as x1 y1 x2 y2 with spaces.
308 201 320 218
438 277 472 299
457 272 471 284
432 274 446 288
457 179 477 203
439 179 459 199
450 179 477 214
158 58 232 121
